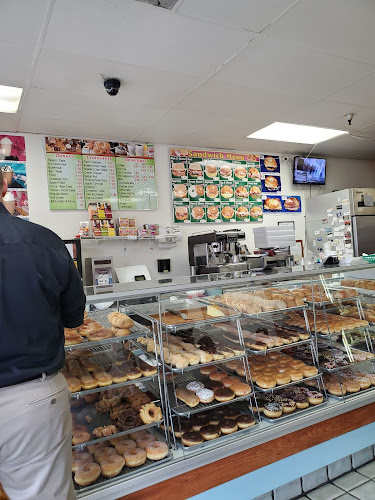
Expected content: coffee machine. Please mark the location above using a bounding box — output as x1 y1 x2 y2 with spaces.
188 230 248 275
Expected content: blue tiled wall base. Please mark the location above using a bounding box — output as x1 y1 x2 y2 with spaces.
188 422 375 500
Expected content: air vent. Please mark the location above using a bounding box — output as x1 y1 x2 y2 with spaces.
136 0 179 10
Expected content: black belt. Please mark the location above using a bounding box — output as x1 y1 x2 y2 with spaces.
1 371 55 389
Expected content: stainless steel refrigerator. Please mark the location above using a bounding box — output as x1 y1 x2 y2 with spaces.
306 188 375 258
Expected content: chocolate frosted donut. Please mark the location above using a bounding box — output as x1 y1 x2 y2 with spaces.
222 408 241 419
181 431 204 447
236 414 256 429
205 381 223 392
219 419 238 434
200 424 221 440
214 388 235 402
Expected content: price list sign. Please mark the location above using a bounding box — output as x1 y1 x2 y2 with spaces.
116 157 157 210
82 155 118 209
47 153 85 210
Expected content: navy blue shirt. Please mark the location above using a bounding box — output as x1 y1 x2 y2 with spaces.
0 203 85 387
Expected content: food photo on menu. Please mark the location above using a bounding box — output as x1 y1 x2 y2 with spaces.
248 165 261 180
261 175 281 193
233 164 247 181
45 137 82 154
220 184 234 200
189 183 205 200
81 140 115 156
171 161 187 178
250 203 263 220
204 162 219 179
263 196 283 212
249 185 262 201
260 155 280 173
220 163 233 179
282 196 302 212
188 161 203 178
206 205 220 222
173 183 188 200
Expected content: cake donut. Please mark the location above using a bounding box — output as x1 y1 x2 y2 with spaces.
200 424 221 440
74 462 101 486
219 419 238 434
123 447 147 467
139 403 162 424
145 441 169 460
236 415 256 429
181 431 204 447
136 434 157 449
100 455 125 477
72 453 93 472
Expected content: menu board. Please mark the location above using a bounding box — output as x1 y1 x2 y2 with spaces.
46 137 156 210
170 148 263 223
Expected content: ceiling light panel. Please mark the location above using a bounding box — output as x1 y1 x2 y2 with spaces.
247 121 348 144
0 85 23 113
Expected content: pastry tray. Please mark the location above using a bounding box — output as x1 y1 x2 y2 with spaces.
245 337 313 355
319 357 375 373
67 344 159 398
327 384 375 401
144 371 252 418
253 373 322 393
128 300 240 331
316 326 369 339
71 396 163 451
65 318 151 351
327 285 375 298
74 428 172 496
260 397 329 423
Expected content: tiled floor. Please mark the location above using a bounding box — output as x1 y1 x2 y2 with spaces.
304 460 375 500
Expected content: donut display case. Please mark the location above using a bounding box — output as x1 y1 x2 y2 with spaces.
78 265 375 500
65 307 172 496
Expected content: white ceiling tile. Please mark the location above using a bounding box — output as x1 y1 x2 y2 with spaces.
21 87 170 129
31 49 204 106
313 134 375 156
0 113 20 133
325 73 375 109
283 99 375 132
212 36 375 100
177 0 298 33
43 0 253 77
0 0 50 46
265 0 375 65
0 42 37 88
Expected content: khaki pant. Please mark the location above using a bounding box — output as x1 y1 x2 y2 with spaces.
0 372 75 500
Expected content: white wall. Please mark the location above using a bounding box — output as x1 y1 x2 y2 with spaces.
5 132 375 281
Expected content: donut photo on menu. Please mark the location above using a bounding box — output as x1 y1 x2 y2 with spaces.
234 165 247 180
235 185 248 198
172 162 186 177
222 205 235 220
263 196 282 211
249 185 262 200
207 205 220 221
206 184 219 199
283 196 301 212
221 184 234 199
261 155 280 173
173 184 188 199
205 163 218 178
250 205 263 220
248 166 261 180
220 164 232 178
191 205 205 220
263 175 280 192
188 162 203 178
236 205 249 219
175 205 189 221
188 184 204 200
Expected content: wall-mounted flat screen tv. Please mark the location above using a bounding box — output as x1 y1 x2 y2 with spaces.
293 157 326 185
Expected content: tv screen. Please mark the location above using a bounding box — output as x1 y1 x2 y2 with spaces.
293 157 326 185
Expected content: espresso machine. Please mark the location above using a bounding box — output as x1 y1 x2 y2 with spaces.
188 230 248 275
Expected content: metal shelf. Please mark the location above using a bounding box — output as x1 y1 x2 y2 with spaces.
253 374 322 393
261 398 329 423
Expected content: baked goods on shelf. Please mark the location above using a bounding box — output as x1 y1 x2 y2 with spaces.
252 384 325 419
323 370 375 396
330 305 375 323
341 279 375 291
209 290 302 314
149 305 232 325
173 405 256 447
284 310 369 334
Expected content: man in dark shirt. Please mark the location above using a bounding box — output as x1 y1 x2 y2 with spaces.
0 169 85 500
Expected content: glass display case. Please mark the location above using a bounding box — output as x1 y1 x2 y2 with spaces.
72 263 375 498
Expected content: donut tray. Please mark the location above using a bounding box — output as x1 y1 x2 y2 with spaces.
147 370 253 417
253 373 322 393
65 318 151 351
319 356 375 373
73 428 172 496
67 344 160 398
71 398 163 451
327 384 375 401
260 397 329 423
245 337 312 355
327 285 375 298
316 327 369 340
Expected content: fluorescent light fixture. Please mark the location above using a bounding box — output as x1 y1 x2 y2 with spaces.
247 122 348 144
0 85 23 113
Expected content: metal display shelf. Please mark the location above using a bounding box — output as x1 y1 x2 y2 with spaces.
261 398 329 423
254 374 322 393
327 384 375 401
245 337 312 355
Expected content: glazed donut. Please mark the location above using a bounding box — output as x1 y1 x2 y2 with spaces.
181 431 204 447
72 453 93 472
100 455 125 477
139 403 162 424
72 432 91 446
220 376 238 387
343 381 360 393
327 383 346 396
236 415 256 429
65 332 82 346
123 447 147 467
288 369 304 382
302 366 319 377
93 370 113 386
256 376 276 389
230 382 252 396
276 373 291 386
356 377 371 390
74 462 101 486
219 419 238 435
145 441 169 460
136 434 157 449
115 439 137 454
94 447 117 464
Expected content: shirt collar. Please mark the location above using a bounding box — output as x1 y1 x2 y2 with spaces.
0 202 10 215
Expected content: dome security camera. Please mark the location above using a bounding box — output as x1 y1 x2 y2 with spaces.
103 78 121 96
